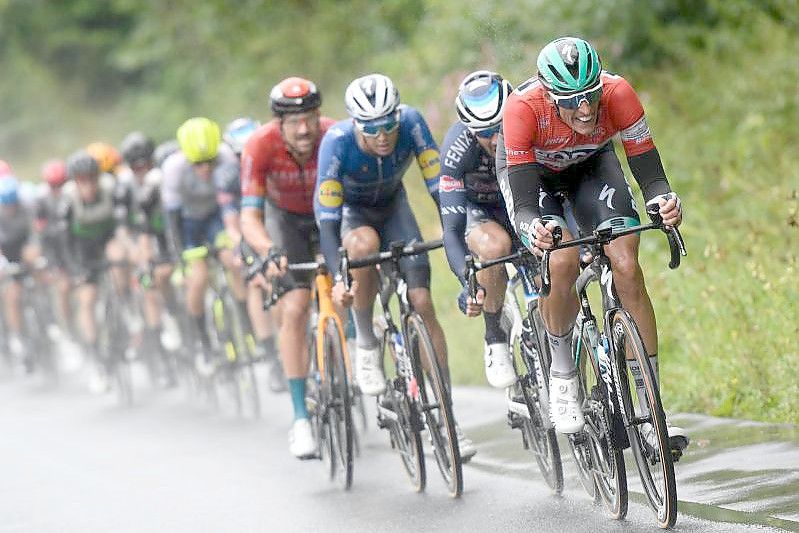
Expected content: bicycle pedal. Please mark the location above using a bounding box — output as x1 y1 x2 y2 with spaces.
507 412 524 430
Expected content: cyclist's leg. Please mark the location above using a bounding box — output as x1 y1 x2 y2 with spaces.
181 217 212 350
1 243 25 342
275 287 311 408
380 192 448 373
572 147 656 355
465 207 512 335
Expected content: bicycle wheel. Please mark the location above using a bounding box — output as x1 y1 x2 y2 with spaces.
209 291 244 415
106 293 133 407
405 312 462 498
509 294 563 494
382 328 425 492
612 310 677 529
226 292 262 419
322 318 354 489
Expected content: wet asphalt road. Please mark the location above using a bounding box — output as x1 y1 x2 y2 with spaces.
0 358 796 533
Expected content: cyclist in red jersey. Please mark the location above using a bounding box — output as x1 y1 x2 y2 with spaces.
499 37 687 454
240 77 335 459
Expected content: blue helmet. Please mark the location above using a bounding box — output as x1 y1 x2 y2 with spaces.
0 177 20 205
223 117 260 155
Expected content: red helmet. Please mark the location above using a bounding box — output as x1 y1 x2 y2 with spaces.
0 160 12 177
269 77 322 115
42 159 68 187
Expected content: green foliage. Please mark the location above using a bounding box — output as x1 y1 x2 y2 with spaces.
0 0 796 423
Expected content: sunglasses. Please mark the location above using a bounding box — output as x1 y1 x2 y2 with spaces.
549 81 603 110
472 124 500 139
356 111 400 137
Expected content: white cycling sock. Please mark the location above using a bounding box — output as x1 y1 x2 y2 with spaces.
547 328 576 377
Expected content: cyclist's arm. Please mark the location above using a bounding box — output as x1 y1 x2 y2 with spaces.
314 131 345 275
161 154 185 258
407 107 441 207
112 179 133 240
438 123 473 285
497 130 545 251
239 140 275 256
216 162 243 246
607 77 673 201
440 183 469 286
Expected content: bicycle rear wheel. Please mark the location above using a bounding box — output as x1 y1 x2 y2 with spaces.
323 318 354 489
406 312 462 498
574 317 627 518
226 292 261 419
612 310 677 529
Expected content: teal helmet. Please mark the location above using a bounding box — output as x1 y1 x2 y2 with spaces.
537 37 602 95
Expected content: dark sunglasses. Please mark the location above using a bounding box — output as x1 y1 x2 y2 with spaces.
356 111 400 137
472 124 500 139
549 82 603 110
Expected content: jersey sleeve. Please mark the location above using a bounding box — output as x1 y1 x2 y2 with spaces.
502 93 539 167
405 107 441 203
214 162 241 216
438 123 472 284
605 76 656 157
240 134 267 211
314 128 347 273
161 153 184 212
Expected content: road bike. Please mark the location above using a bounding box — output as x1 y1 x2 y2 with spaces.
538 209 686 529
464 248 564 494
340 239 463 497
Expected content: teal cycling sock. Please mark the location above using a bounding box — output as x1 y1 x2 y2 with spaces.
288 378 308 420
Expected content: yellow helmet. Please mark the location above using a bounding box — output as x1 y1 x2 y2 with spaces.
176 117 221 163
86 142 122 174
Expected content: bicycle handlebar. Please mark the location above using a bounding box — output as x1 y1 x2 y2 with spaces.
537 211 685 298
339 239 443 291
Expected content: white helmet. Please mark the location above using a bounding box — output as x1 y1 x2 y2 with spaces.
344 73 400 121
455 70 513 131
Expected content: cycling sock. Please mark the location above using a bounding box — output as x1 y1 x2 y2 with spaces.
547 328 576 377
288 377 308 420
237 299 254 333
483 309 508 344
344 309 356 340
353 306 379 349
258 336 277 360
191 313 211 348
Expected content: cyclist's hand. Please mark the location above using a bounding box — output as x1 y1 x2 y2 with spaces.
647 193 682 228
333 279 357 308
248 271 269 291
264 248 287 280
457 286 485 317
528 219 560 257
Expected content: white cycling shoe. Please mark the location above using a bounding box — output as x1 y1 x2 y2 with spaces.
355 346 386 396
87 365 111 395
289 418 317 459
549 373 585 434
483 342 516 388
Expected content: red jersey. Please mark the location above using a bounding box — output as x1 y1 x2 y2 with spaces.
503 72 656 172
240 117 335 215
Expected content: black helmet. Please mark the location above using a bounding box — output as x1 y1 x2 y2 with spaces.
270 77 322 116
120 131 155 167
66 150 100 180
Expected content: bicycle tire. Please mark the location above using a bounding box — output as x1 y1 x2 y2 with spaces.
383 328 426 492
576 318 628 519
225 291 262 419
612 310 677 529
323 318 354 489
106 290 133 408
518 300 564 494
405 312 463 498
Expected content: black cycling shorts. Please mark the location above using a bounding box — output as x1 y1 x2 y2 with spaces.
263 199 318 289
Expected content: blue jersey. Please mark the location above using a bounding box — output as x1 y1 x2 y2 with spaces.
314 105 441 271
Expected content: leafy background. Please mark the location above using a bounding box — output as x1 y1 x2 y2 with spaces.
1 0 796 422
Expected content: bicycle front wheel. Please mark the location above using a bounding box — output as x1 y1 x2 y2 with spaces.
323 317 354 489
509 295 563 494
612 310 677 529
406 312 462 498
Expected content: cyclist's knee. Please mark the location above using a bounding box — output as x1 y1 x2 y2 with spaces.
343 226 380 257
280 289 311 323
549 246 580 283
409 287 436 316
469 223 512 260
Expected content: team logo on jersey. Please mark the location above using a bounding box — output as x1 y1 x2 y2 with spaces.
439 175 464 193
417 148 441 180
318 179 343 208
